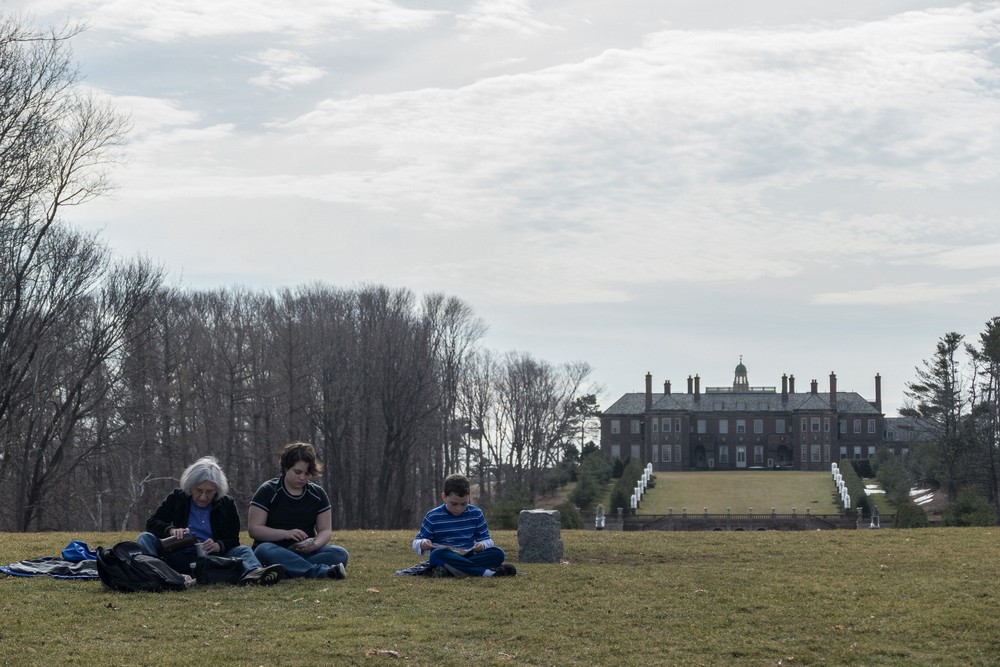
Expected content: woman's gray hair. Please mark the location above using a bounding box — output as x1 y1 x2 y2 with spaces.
180 456 229 497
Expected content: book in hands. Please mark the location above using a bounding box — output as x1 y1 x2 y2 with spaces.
430 543 472 556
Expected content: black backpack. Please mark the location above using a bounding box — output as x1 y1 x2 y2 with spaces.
96 541 189 592
192 554 244 585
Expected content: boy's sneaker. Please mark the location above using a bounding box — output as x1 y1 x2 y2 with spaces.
327 563 347 580
239 564 284 586
493 563 517 577
430 566 449 578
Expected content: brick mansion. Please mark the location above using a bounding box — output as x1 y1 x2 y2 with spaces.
601 360 920 472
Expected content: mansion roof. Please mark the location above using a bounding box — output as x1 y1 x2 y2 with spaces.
604 390 880 416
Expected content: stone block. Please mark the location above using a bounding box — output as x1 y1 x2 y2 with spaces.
517 509 563 563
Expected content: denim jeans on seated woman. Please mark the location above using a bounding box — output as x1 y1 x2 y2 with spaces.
135 531 262 574
253 542 349 578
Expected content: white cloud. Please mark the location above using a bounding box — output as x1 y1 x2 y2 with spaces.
929 242 1000 269
23 0 444 41
812 278 1000 305
59 3 1000 309
242 49 326 90
457 0 563 38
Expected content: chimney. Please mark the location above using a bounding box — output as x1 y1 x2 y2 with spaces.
875 373 882 413
789 374 795 393
829 372 838 411
664 380 671 395
694 374 701 401
810 379 818 394
645 372 652 411
687 375 693 394
781 374 788 402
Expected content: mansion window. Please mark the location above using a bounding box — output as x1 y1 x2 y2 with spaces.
811 417 820 432
697 419 707 434
631 420 641 434
652 420 658 433
811 444 821 462
719 446 729 465
662 417 671 432
662 445 672 463
611 445 621 459
776 419 786 434
853 419 861 434
631 444 641 460
753 419 763 434
824 418 830 432
868 419 876 434
736 419 746 434
719 419 729 434
611 420 620 434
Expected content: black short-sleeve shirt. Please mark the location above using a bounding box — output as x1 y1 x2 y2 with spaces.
249 477 332 548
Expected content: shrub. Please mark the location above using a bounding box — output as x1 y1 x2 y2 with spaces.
579 449 613 485
485 487 532 529
609 458 645 515
569 471 601 511
875 454 913 505
944 489 997 527
839 459 871 515
555 501 583 529
893 499 930 528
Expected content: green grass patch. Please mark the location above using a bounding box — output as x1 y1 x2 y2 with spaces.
638 471 841 515
3 528 1000 665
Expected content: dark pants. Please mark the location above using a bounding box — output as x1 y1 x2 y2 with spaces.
428 546 505 577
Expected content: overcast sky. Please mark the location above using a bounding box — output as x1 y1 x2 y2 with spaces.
7 0 1000 416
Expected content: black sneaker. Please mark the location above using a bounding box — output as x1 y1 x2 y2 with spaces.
493 563 517 577
327 563 347 580
239 564 284 586
430 566 449 578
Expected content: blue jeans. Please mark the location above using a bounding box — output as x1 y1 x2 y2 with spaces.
253 542 349 579
136 532 262 574
429 546 505 577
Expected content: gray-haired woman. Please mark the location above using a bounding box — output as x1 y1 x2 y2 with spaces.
136 456 283 586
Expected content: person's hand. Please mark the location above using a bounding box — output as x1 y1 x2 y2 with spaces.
471 542 485 553
201 538 219 554
296 539 318 554
287 529 308 543
169 528 188 540
419 539 433 553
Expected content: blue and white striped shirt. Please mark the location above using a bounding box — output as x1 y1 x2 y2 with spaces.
412 503 494 556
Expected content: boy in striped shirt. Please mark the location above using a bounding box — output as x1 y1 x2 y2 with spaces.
412 473 516 578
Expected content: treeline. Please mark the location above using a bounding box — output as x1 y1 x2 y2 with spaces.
0 16 599 532
874 319 1000 525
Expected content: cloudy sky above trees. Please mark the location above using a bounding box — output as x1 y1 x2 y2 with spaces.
8 0 1000 415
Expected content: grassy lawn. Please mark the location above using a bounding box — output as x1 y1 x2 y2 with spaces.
638 471 841 515
2 528 999 666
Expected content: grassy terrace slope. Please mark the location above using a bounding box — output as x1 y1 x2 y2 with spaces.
2 528 999 666
638 472 841 515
